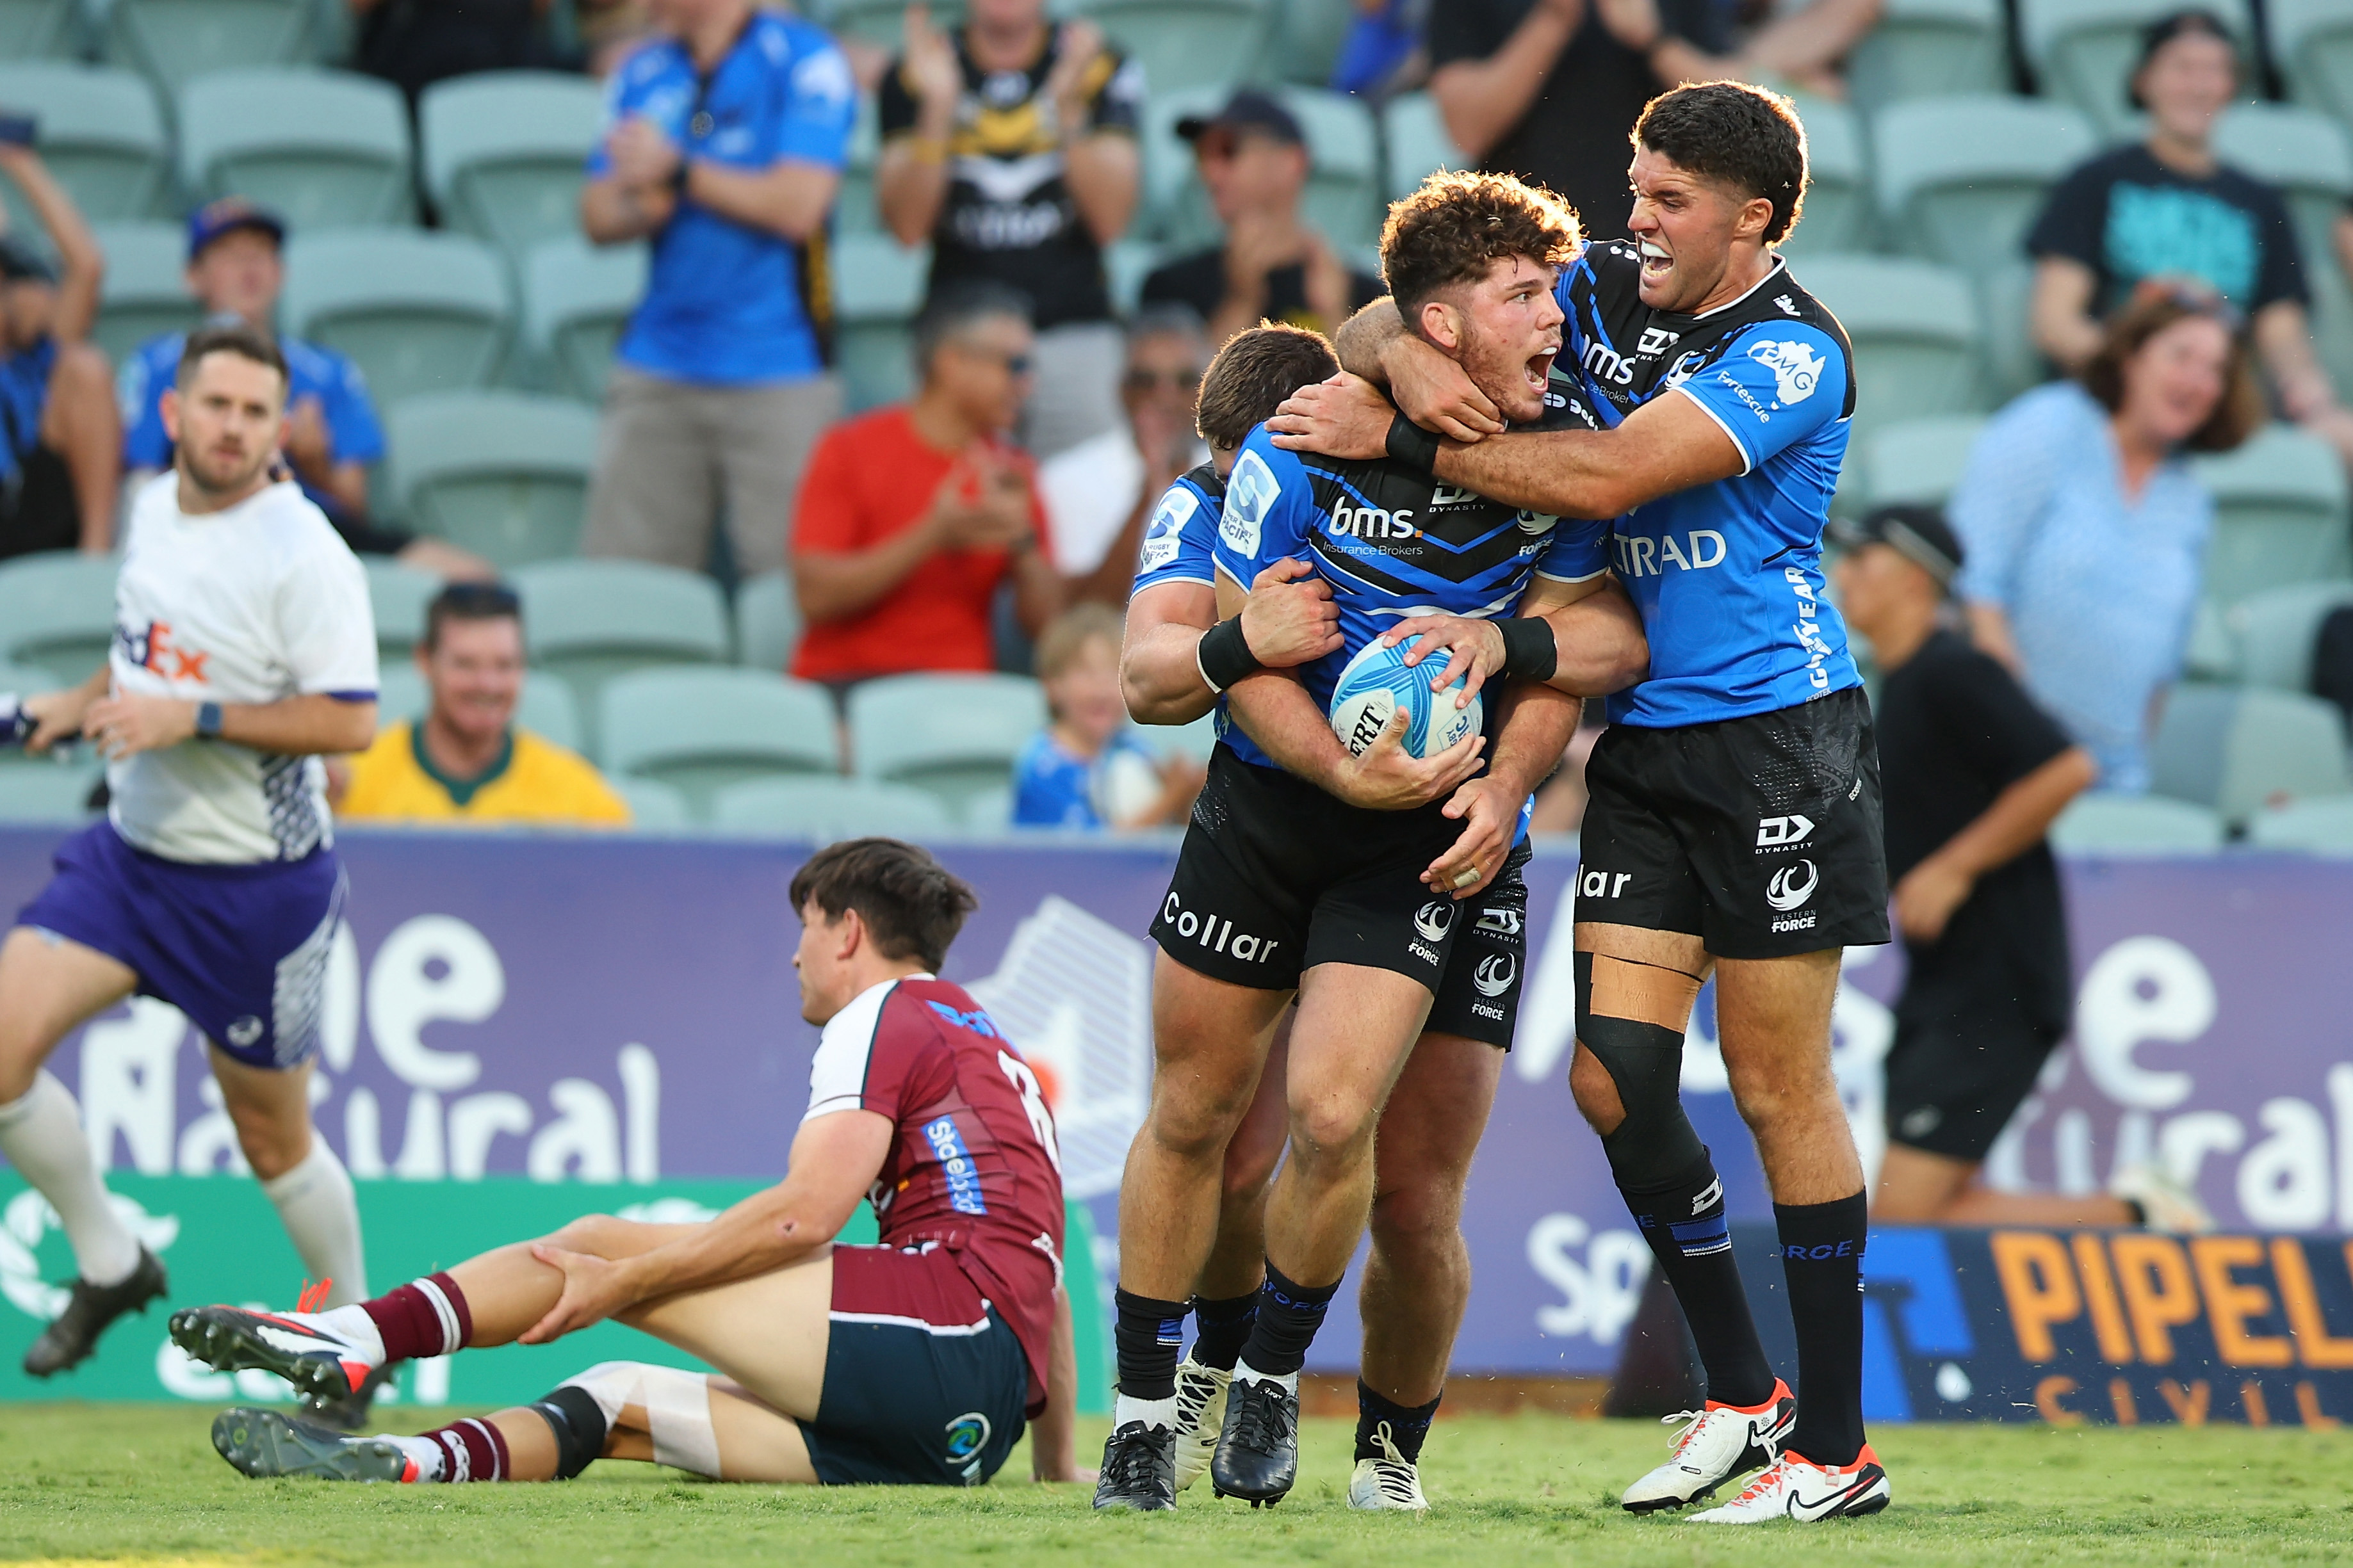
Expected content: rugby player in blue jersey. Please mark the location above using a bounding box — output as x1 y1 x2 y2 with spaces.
1272 82 1893 1523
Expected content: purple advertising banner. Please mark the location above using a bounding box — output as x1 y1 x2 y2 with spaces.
3 827 2350 1379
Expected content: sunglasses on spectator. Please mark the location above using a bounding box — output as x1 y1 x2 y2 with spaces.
1123 368 1203 392
960 344 1034 376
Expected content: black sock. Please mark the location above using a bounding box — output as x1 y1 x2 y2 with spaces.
1616 1151 1776 1410
1190 1289 1258 1372
1113 1288 1189 1402
1237 1261 1339 1377
1775 1192 1869 1467
1355 1380 1440 1463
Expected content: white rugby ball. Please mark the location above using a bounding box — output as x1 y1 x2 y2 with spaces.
1327 636 1482 760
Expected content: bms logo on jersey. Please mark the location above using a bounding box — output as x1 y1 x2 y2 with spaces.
1220 449 1279 556
1328 497 1416 540
1137 486 1197 574
1748 339 1825 406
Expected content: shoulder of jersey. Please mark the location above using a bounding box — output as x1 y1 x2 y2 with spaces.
1180 459 1226 502
254 481 357 554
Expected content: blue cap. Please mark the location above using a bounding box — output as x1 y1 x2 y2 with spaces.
186 198 286 262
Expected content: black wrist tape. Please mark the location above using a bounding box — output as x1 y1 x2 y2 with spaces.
1197 615 1263 692
1497 617 1558 682
1385 410 1441 471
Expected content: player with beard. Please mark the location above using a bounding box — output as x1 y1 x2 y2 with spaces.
1272 81 1891 1522
1098 173 1647 1512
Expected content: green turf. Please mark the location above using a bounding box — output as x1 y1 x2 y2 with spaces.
0 1404 2346 1565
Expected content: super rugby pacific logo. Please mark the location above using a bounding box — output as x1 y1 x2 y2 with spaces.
1766 860 1819 912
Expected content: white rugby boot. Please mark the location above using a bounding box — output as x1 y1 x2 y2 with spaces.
1619 1378 1795 1512
1345 1421 1429 1512
1686 1444 1891 1523
2110 1163 2215 1233
1169 1356 1230 1492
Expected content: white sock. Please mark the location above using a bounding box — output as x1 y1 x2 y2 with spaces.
1233 1361 1299 1394
260 1140 368 1305
310 1303 387 1364
386 1434 444 1482
0 1071 139 1286
1115 1393 1177 1432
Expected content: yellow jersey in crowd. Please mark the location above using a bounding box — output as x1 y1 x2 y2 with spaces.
339 720 631 828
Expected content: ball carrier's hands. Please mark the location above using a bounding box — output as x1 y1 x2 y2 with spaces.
1223 670 1485 811
1380 574 1650 709
1422 681 1581 899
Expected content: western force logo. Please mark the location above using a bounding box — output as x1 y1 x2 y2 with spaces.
924 1115 989 1216
1756 814 1814 850
1413 901 1456 942
1515 509 1558 536
1748 339 1825 406
1766 860 1820 912
1472 953 1517 998
225 1016 264 1048
1220 449 1278 556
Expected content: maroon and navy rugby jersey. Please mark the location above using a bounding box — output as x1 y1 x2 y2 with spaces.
803 974 1066 1411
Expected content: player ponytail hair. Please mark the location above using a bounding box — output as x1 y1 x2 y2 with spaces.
789 838 980 972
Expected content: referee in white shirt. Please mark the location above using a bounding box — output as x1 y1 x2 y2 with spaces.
3 325 380 1410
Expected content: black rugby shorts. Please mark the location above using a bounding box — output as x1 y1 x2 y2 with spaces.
1575 686 1891 960
1884 943 2065 1163
1424 841 1531 1049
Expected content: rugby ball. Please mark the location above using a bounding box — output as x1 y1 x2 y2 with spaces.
1328 637 1483 760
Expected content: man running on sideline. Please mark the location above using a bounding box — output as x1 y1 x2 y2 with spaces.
1271 82 1894 1522
174 838 1088 1489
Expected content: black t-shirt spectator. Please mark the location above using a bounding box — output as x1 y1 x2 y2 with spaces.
1877 627 2077 1031
2026 145 2308 317
1139 250 1384 337
879 36 1142 330
1427 0 1729 241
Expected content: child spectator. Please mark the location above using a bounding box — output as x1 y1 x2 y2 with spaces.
1013 602 1200 829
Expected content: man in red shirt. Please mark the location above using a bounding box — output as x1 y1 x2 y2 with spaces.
171 838 1086 1490
791 283 1068 686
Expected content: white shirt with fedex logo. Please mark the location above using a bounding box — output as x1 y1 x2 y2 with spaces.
108 473 377 865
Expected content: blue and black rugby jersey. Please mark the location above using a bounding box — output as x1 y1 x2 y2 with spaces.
1551 241 1862 729
1131 460 1223 594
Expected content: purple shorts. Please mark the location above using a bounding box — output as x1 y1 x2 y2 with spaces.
15 821 345 1069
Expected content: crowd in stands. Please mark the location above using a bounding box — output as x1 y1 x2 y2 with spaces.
3 0 2353 844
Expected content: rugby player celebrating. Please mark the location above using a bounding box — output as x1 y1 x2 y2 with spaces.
172 840 1087 1491
1273 82 1894 1522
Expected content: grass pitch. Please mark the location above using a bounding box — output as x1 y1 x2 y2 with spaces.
0 1404 2345 1566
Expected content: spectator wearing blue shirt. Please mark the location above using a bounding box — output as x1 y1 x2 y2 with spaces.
1013 602 1200 829
1951 287 2263 793
0 141 115 562
116 200 489 579
580 0 856 579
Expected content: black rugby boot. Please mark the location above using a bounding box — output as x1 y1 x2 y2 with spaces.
22 1247 166 1377
1210 1371 1299 1506
1093 1420 1178 1512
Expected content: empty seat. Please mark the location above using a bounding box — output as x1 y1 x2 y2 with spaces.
89 221 199 369
1871 95 2099 279
1156 711 1219 764
1077 0 1269 95
0 658 58 695
710 776 952 841
1795 257 1985 444
2049 793 2226 853
0 0 83 60
1381 91 1463 201
823 0 955 49
847 672 1047 823
2191 423 2351 608
835 94 882 236
601 667 840 818
2248 796 2353 852
363 557 443 659
0 762 99 824
832 232 928 413
523 235 646 403
2226 581 2353 691
509 559 729 752
2274 0 2353 127
2022 0 2254 140
179 68 411 229
614 776 689 830
0 65 167 229
109 0 318 99
282 229 512 408
733 570 802 673
385 391 597 568
1274 0 1355 86
2211 104 2352 275
1858 415 1988 510
421 71 606 266
2150 684 2352 824
1847 0 2008 111
1780 95 1869 257
0 551 115 675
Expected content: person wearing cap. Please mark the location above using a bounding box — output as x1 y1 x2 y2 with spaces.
1830 506 2204 1231
2027 9 2353 467
1139 91 1383 349
116 200 489 579
878 0 1142 460
0 140 117 561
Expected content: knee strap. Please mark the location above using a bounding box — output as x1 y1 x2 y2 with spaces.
555 1360 722 1479
528 1384 610 1480
1575 951 1707 1188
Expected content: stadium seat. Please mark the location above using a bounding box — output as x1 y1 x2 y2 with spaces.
179 68 412 230
1869 95 2099 280
2226 580 2353 691
2149 683 2352 824
282 229 512 409
0 0 83 60
710 776 954 840
600 667 840 818
1857 415 1987 510
522 234 646 403
0 658 58 696
1105 236 1166 315
2248 796 2353 852
2211 104 2352 276
833 232 928 414
1793 257 1985 445
1846 0 2008 111
2021 0 2255 140
1779 96 1869 258
88 221 200 369
0 551 115 676
1381 91 1464 201
963 782 1013 834
2190 423 2352 608
421 71 606 268
0 761 99 825
846 672 1048 823
363 557 443 660
2274 0 2353 128
1976 258 2045 405
822 0 956 49
835 93 882 237
1273 0 1355 86
1156 711 1219 764
509 560 729 753
108 0 319 101
0 65 168 230
1076 0 1269 95
733 571 802 674
371 664 583 754
384 391 598 569
2049 793 2227 853
614 775 690 830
